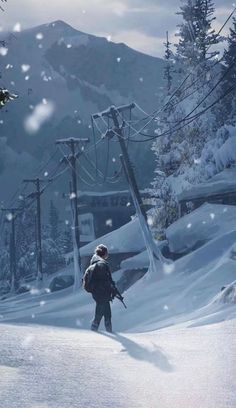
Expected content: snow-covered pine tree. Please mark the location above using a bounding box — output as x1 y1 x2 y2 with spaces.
175 0 219 66
15 204 37 280
151 0 223 232
59 224 73 254
222 17 236 123
164 31 174 94
49 200 59 242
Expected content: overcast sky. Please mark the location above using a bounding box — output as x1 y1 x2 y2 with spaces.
0 0 235 57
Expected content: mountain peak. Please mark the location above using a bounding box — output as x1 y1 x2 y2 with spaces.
24 19 84 37
49 20 73 29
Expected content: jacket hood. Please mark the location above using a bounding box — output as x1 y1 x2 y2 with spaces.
90 254 108 265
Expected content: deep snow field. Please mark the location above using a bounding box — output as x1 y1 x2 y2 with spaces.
0 203 236 407
0 203 236 331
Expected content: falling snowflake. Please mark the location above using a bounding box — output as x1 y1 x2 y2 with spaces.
117 57 121 62
65 220 69 225
0 47 8 56
13 22 21 32
112 157 116 162
6 213 13 221
107 35 112 42
163 305 169 311
147 215 154 227
163 262 175 275
70 192 77 199
106 219 113 227
40 301 46 307
25 75 30 81
139 77 144 82
187 223 192 229
210 213 215 220
36 33 43 40
21 64 30 73
38 44 43 49
24 101 55 134
126 202 131 207
67 44 72 48
44 171 48 177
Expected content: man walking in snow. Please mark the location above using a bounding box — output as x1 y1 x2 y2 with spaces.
86 244 117 333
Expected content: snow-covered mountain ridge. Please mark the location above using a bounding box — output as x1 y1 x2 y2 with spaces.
0 20 166 200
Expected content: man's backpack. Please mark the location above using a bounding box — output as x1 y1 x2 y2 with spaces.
83 263 97 293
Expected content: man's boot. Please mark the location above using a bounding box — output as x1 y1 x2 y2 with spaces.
91 321 99 332
105 319 112 333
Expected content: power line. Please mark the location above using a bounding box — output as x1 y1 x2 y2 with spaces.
124 56 236 141
125 7 236 131
128 82 236 143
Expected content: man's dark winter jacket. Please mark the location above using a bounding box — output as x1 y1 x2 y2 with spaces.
89 254 116 302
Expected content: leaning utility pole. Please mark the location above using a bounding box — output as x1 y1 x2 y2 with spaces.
56 137 89 290
93 104 170 274
93 103 146 219
23 178 46 281
1 208 21 291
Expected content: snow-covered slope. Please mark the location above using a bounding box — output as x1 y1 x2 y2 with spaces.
166 203 236 254
1 225 236 332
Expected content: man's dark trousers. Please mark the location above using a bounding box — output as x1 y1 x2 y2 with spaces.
91 301 112 332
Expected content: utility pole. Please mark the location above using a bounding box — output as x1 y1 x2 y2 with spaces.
1 208 21 291
23 178 47 281
93 104 171 274
93 104 147 219
56 137 89 290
